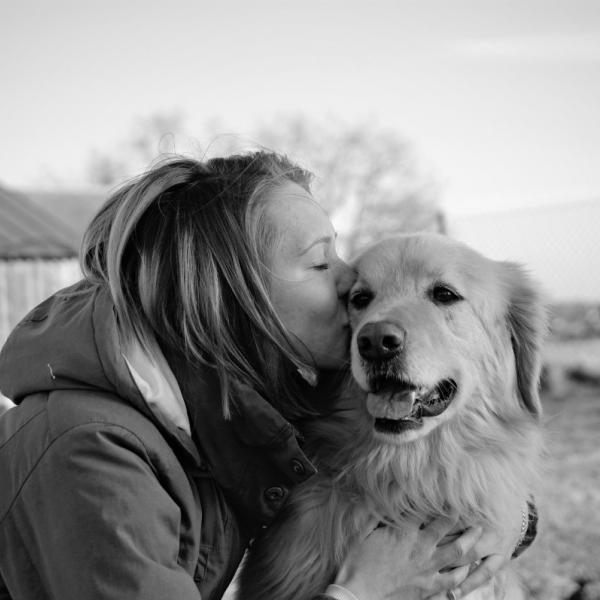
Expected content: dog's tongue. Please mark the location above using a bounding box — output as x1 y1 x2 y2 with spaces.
368 389 417 419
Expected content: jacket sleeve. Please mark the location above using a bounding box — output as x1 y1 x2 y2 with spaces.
16 422 203 600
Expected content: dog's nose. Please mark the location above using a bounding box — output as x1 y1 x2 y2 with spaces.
357 321 406 360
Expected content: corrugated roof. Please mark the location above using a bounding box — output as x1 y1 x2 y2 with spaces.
27 190 105 244
0 186 80 259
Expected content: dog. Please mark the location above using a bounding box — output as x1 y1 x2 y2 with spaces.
238 233 545 600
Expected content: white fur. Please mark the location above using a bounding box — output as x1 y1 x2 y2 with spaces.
238 233 545 600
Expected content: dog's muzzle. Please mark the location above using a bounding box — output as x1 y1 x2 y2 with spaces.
369 378 458 434
356 321 458 434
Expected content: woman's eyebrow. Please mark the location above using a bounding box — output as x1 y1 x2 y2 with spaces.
299 235 333 255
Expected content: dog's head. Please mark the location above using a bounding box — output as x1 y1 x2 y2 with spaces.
349 233 546 445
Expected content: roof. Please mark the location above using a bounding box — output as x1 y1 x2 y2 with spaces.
26 190 105 242
0 186 81 259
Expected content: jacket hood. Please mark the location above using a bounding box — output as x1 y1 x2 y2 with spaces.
0 282 201 465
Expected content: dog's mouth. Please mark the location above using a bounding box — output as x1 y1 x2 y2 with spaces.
368 377 458 434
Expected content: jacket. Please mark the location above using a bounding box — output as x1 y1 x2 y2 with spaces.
0 283 318 599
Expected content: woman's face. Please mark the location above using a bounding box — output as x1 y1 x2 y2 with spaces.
265 182 355 369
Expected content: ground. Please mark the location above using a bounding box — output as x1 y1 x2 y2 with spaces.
514 339 600 600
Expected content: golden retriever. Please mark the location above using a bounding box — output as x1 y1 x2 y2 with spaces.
238 233 545 600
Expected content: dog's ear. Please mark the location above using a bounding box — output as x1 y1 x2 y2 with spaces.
500 262 547 419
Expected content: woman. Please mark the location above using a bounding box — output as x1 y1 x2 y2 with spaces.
0 151 532 600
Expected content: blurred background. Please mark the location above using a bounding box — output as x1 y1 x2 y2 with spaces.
1 1 599 597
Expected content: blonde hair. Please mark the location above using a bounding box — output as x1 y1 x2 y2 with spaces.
81 151 319 418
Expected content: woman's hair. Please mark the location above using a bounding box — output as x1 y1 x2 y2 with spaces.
81 150 321 419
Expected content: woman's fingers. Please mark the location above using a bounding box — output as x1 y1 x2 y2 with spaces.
431 564 471 596
454 553 506 598
338 518 502 600
432 526 483 570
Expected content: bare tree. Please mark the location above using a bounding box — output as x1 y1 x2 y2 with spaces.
87 112 442 256
87 111 187 186
253 115 442 257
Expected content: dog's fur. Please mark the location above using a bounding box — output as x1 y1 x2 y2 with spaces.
238 233 545 600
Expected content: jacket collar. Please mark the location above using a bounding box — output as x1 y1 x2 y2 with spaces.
122 339 191 436
165 354 317 531
88 288 204 467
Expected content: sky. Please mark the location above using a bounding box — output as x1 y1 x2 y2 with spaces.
1 0 599 217
448 200 600 301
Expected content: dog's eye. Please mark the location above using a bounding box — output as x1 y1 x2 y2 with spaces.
349 290 373 310
431 284 463 305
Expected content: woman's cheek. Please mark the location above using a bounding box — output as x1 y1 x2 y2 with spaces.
314 285 340 320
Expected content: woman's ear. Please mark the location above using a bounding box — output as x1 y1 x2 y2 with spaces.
500 262 547 419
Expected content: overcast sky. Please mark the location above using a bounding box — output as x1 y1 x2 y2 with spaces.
1 0 599 216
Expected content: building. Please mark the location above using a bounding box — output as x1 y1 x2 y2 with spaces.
0 186 97 346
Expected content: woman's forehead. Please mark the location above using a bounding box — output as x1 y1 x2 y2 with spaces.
265 182 333 240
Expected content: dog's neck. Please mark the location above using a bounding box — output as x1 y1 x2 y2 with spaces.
331 393 542 530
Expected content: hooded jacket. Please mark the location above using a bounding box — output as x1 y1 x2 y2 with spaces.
0 283 317 599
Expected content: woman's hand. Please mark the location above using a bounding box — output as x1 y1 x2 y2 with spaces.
332 516 483 600
430 504 528 600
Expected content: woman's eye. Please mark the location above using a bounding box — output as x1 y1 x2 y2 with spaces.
349 290 373 310
312 263 330 271
431 284 463 305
